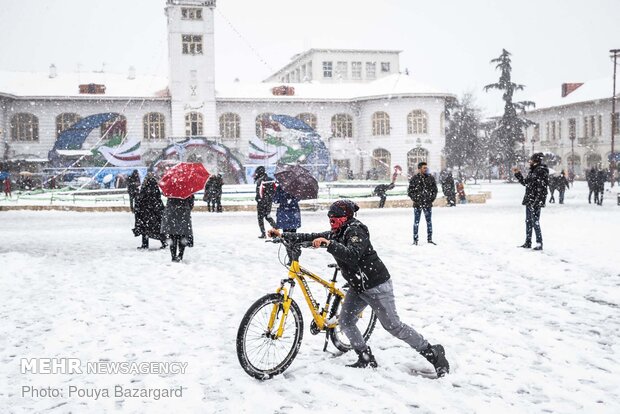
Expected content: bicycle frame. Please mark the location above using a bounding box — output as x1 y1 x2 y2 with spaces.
268 259 345 339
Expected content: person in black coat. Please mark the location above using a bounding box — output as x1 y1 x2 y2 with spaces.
513 152 549 250
133 173 167 249
373 182 395 208
253 166 277 238
203 177 214 211
161 195 194 262
211 174 224 212
586 167 598 204
127 170 141 213
407 162 438 245
267 200 450 377
557 170 570 204
440 171 456 207
596 168 606 206
548 175 558 203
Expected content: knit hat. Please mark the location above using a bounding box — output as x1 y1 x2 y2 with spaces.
531 153 544 164
327 199 359 219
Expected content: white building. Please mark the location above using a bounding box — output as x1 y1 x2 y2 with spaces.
0 0 453 180
522 79 619 177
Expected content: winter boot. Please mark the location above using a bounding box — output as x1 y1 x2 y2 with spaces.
420 344 450 377
346 347 378 369
428 240 437 245
412 239 418 246
518 242 531 248
533 243 543 251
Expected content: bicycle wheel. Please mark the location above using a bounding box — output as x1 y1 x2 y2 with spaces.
236 293 304 380
328 293 378 352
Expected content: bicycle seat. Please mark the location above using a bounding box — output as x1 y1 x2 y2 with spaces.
327 263 340 269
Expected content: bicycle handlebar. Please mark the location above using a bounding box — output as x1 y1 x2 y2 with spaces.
265 237 328 248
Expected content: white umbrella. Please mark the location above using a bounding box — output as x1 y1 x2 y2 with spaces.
102 174 114 184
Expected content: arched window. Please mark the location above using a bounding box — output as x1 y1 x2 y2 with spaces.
296 113 317 130
185 112 203 136
407 147 429 174
331 113 353 138
255 112 275 140
407 110 428 134
101 114 127 139
586 153 602 169
143 112 166 140
372 111 390 136
372 148 391 178
56 113 81 137
10 113 39 141
219 113 240 139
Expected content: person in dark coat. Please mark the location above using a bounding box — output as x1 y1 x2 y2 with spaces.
161 195 194 262
373 182 395 208
513 152 549 251
440 171 456 207
547 175 558 203
407 162 438 245
267 200 450 377
211 174 224 212
557 170 570 204
456 181 466 204
127 170 141 213
253 166 277 238
596 168 606 206
203 176 214 211
133 173 167 250
587 167 598 204
272 185 302 262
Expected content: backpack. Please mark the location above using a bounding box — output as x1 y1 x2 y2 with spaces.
260 178 277 199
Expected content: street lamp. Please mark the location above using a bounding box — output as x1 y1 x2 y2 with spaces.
610 48 619 187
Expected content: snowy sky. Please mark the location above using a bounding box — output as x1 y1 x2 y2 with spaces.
0 0 618 115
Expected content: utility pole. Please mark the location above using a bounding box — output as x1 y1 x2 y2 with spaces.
611 49 619 187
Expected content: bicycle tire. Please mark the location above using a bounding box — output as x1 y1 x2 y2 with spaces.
236 293 304 380
328 293 378 352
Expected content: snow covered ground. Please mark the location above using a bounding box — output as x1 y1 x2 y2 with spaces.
1 181 619 413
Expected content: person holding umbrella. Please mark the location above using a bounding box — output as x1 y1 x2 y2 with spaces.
272 184 302 262
253 166 277 238
159 163 209 262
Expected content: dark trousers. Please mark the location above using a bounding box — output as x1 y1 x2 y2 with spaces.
378 196 387 208
169 235 186 260
548 188 556 203
597 188 604 205
257 204 277 235
129 194 137 212
588 189 599 204
525 206 542 245
446 194 456 206
413 207 432 242
210 196 222 212
558 189 566 204
140 234 166 248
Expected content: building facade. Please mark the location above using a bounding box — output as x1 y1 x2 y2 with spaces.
0 0 453 180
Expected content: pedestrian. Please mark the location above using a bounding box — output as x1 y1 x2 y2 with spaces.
211 173 224 212
253 166 277 238
3 177 11 198
161 195 194 262
513 152 549 251
557 170 570 204
440 170 456 207
373 183 395 208
456 181 466 204
127 170 141 213
272 185 302 262
267 200 450 377
548 175 558 203
203 176 214 211
567 169 575 187
587 167 598 205
407 162 438 245
596 168 606 206
133 173 167 250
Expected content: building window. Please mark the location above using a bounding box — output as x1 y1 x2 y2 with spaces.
182 34 203 55
372 111 390 136
551 121 556 140
101 114 127 139
322 61 333 78
407 110 428 134
219 113 240 139
381 62 391 72
597 115 602 137
336 61 348 79
185 112 203 136
557 120 562 140
10 113 39 141
589 115 596 138
296 113 317 130
533 124 540 140
372 148 391 178
56 113 81 137
181 7 202 20
613 112 620 135
301 64 307 81
582 116 589 138
331 113 353 138
407 148 428 175
143 112 166 140
255 113 275 140
568 118 576 140
366 62 376 79
352 62 362 80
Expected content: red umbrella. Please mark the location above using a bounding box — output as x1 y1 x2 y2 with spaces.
158 162 210 199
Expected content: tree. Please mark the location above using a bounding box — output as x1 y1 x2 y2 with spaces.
484 49 535 177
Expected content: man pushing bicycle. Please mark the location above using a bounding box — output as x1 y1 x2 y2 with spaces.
268 199 450 377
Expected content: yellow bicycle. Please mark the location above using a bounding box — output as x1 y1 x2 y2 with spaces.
236 238 378 380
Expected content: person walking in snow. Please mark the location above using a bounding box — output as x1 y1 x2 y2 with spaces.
161 195 194 262
587 167 598 205
3 177 11 198
203 176 214 211
547 175 558 203
211 173 224 212
267 200 450 377
557 170 570 204
272 185 302 262
513 152 549 251
127 170 141 213
373 182 395 208
133 173 167 250
407 162 438 245
595 167 606 206
440 170 457 207
253 166 277 238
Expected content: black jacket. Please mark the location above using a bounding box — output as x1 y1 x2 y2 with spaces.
408 173 438 208
283 219 390 292
441 173 456 196
133 178 165 239
515 164 549 208
255 173 276 204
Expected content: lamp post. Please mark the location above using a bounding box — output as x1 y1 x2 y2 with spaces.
611 48 619 187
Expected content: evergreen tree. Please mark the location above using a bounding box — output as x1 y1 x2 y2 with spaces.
484 49 535 176
444 93 484 178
